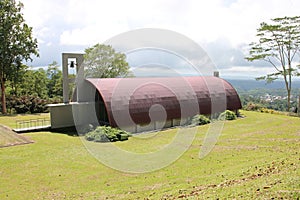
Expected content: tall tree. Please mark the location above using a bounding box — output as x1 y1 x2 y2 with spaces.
84 44 131 78
8 58 28 95
47 61 63 98
0 0 38 114
21 68 48 98
246 16 300 111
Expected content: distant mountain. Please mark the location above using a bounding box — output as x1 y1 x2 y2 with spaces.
226 79 300 91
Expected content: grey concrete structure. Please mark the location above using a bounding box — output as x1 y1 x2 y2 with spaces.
62 53 84 103
48 102 98 129
49 53 85 129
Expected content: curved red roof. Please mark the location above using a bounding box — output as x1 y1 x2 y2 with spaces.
85 76 241 128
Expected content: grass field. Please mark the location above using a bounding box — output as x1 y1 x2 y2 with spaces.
0 111 299 199
0 113 50 129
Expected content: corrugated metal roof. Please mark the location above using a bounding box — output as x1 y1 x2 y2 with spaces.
85 76 242 128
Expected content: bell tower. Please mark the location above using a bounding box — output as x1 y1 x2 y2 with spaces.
62 53 84 103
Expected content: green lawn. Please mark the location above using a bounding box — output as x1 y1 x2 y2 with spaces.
0 113 50 129
0 111 299 199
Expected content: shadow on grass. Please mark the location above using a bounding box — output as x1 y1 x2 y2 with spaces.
50 126 79 137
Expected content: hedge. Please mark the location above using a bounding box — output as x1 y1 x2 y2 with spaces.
2 95 62 114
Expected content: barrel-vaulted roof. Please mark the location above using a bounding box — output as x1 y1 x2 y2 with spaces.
86 76 242 128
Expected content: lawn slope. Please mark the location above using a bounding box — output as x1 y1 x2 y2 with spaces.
0 111 299 199
0 125 33 147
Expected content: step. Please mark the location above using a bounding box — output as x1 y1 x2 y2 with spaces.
13 125 51 133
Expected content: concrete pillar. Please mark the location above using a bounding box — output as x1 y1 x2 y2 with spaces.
62 53 84 103
62 53 69 103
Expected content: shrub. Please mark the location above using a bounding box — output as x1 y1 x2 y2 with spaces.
2 95 63 114
219 110 237 121
190 114 210 126
244 102 262 111
260 108 283 115
85 126 131 143
85 130 108 142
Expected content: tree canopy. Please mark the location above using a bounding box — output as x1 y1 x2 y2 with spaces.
83 44 131 78
46 61 63 98
3 62 63 114
245 16 300 111
0 0 38 114
5 62 63 99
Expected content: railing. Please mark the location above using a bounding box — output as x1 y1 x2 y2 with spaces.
15 118 51 130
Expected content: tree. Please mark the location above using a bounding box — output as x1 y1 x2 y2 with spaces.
84 44 130 78
7 60 28 96
46 61 63 98
0 0 38 114
246 16 300 112
21 68 48 98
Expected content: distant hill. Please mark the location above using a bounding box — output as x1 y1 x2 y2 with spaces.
226 79 300 91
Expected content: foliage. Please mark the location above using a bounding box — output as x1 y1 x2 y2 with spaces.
2 95 62 114
7 63 63 99
238 87 299 112
84 44 131 78
245 16 300 111
0 61 64 114
0 0 39 114
260 108 278 114
22 68 49 98
244 102 263 111
7 62 28 95
46 61 63 98
190 114 210 126
259 107 299 117
85 126 132 142
218 110 237 120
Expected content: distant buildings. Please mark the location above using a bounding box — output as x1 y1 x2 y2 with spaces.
260 93 291 103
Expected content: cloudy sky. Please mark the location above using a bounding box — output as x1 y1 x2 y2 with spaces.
22 0 300 79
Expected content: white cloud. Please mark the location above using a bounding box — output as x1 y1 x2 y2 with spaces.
220 65 275 78
21 0 300 77
22 0 300 46
60 23 129 46
181 0 300 46
22 0 66 28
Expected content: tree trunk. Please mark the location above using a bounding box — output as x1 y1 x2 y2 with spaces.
298 95 300 116
1 78 7 114
287 89 291 112
283 76 290 112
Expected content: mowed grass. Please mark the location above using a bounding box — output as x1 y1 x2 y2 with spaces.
0 113 50 129
0 111 299 199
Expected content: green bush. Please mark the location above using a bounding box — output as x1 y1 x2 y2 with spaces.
85 126 131 143
85 130 109 142
2 95 63 114
244 102 262 111
219 110 237 120
190 114 210 126
259 108 285 115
